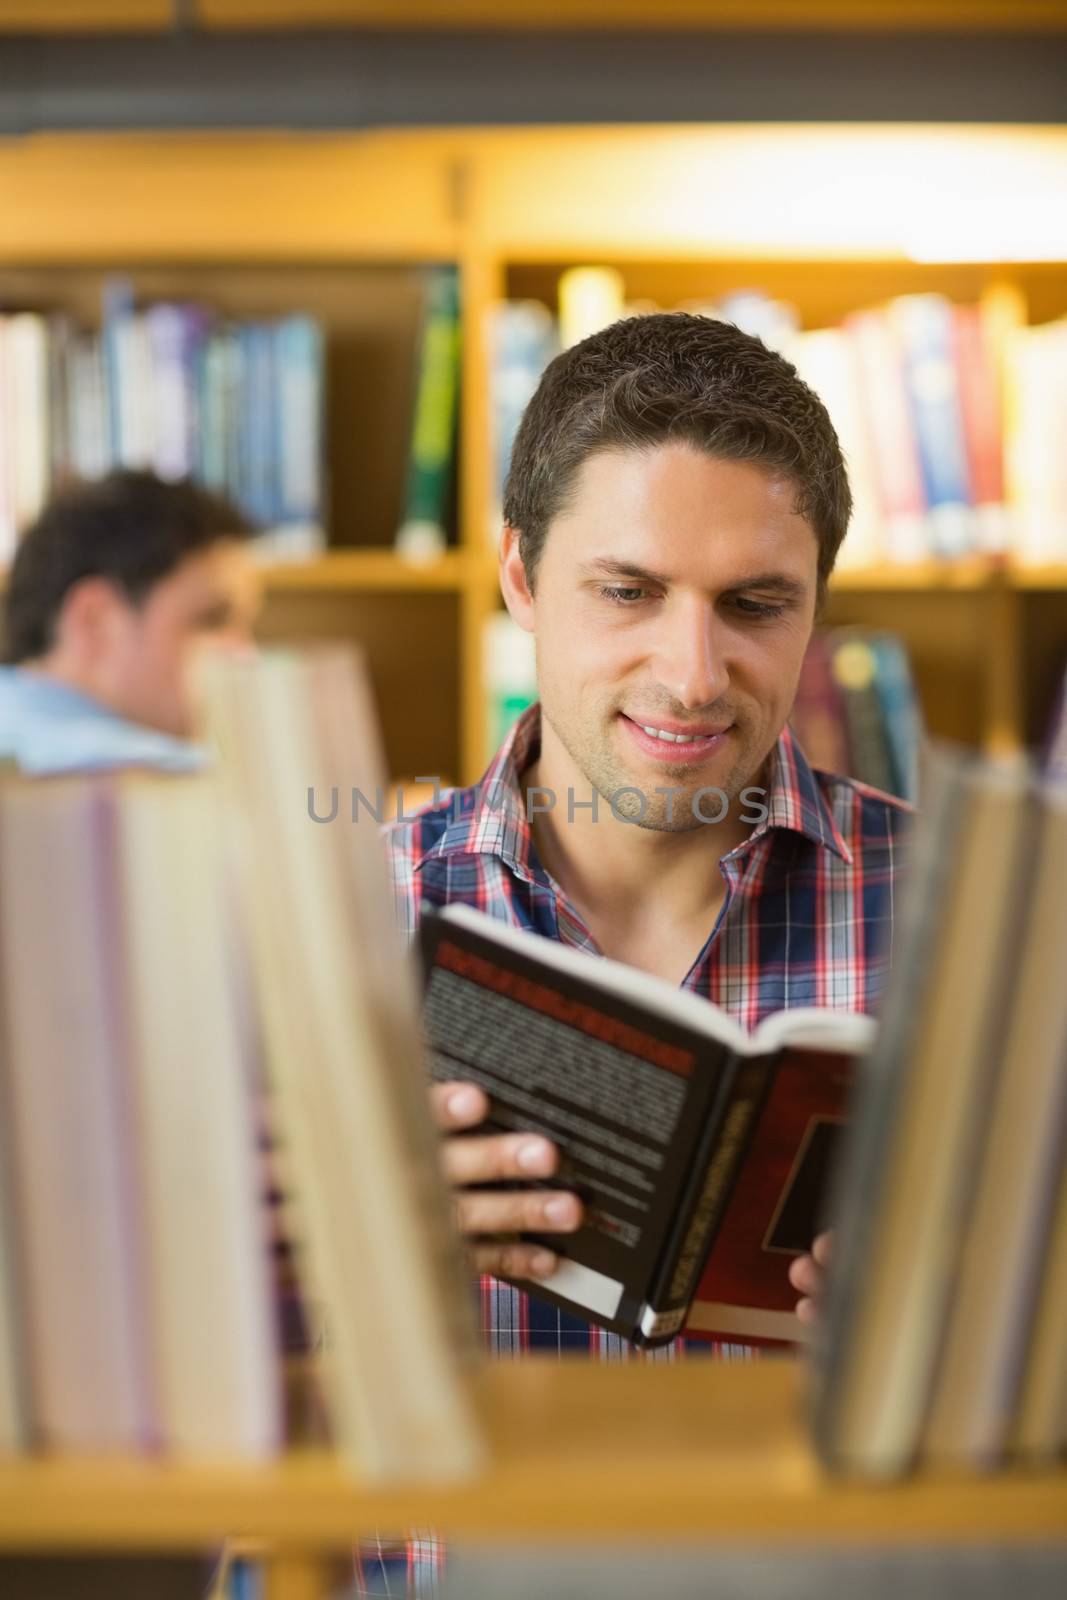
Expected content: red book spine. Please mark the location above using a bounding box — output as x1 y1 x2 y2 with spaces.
953 302 1004 510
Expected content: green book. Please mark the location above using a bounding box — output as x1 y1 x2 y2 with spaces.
395 267 461 558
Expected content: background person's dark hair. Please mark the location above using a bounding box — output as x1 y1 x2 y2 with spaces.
503 312 852 601
4 470 255 664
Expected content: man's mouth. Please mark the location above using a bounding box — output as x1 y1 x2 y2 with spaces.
619 713 733 761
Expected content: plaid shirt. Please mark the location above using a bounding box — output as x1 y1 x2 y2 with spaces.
363 705 909 1595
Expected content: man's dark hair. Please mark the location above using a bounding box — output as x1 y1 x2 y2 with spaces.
4 470 255 663
503 312 851 600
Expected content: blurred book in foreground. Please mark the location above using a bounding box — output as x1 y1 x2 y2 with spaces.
0 648 484 1481
0 775 278 1461
203 646 483 1481
814 751 1067 1477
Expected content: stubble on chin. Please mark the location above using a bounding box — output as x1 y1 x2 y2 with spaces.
543 701 770 835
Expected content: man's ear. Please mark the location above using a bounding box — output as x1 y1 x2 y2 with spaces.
498 526 535 632
53 576 127 663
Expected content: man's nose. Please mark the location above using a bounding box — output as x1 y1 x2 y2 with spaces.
652 597 729 711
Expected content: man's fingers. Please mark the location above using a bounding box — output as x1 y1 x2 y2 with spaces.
430 1081 490 1131
469 1241 560 1281
788 1252 822 1297
792 1236 834 1327
455 1187 582 1238
442 1130 559 1187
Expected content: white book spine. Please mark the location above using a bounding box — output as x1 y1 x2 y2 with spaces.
0 785 152 1451
118 779 279 1461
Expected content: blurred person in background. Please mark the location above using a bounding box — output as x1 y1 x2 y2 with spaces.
0 469 260 773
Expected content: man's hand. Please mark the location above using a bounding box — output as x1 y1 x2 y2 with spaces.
431 1081 582 1281
789 1231 833 1327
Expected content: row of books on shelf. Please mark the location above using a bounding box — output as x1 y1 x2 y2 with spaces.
0 284 328 564
484 611 922 800
0 649 483 1480
0 267 464 567
791 629 920 802
490 270 1067 569
7 264 1065 577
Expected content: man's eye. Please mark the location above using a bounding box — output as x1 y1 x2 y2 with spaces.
730 597 786 620
599 585 648 604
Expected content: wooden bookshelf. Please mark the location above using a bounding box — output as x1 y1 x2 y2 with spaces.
0 1 171 26
1 125 1065 779
0 1362 1062 1600
195 1 1067 33
1 121 1066 1600
259 550 471 593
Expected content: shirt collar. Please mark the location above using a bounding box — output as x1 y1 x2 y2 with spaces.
0 666 207 777
423 705 851 873
751 724 853 865
421 703 544 883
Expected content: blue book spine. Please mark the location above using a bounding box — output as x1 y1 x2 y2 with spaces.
492 301 559 516
101 277 135 470
892 294 974 559
870 633 923 803
255 323 277 526
273 314 324 528
237 323 275 526
235 325 255 520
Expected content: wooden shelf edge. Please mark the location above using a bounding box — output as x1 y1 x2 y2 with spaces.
483 243 1067 268
195 1 1067 33
831 561 1067 593
4 556 1064 599
1010 564 1067 590
830 561 1001 593
258 549 472 593
0 1362 1062 1551
5 556 1063 599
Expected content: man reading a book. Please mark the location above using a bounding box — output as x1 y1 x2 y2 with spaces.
388 313 909 1350
1 469 260 772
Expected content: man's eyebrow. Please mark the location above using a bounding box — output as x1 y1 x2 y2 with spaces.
723 573 809 599
197 598 236 623
581 559 672 585
581 559 808 599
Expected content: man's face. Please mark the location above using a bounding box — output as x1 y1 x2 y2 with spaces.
90 540 262 738
505 443 819 832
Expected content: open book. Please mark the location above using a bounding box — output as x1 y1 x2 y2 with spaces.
419 903 874 1346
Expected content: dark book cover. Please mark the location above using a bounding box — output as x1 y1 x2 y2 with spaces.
419 904 868 1349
